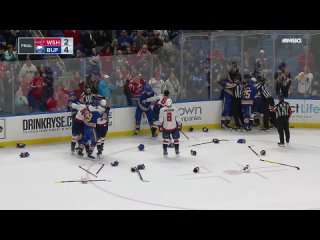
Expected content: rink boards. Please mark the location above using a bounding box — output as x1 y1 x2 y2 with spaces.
0 99 319 146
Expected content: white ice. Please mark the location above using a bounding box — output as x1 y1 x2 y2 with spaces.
0 128 320 210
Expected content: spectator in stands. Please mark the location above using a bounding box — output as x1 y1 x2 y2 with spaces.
28 71 46 112
93 30 111 53
133 30 147 53
42 66 55 100
165 70 181 102
156 30 169 41
195 49 208 71
80 30 96 56
228 62 241 81
89 47 100 76
1 70 16 113
255 49 270 76
137 44 151 70
129 73 145 106
124 74 133 106
163 36 173 51
0 32 7 56
298 46 315 73
72 72 84 98
118 30 133 53
149 70 166 95
86 74 99 94
208 46 224 61
15 85 29 114
147 30 163 52
275 67 292 98
111 38 120 55
189 66 207 100
6 30 18 48
99 43 113 74
19 59 37 96
296 66 313 97
114 50 129 71
112 70 127 106
98 74 116 104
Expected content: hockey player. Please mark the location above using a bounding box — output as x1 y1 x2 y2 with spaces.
77 101 102 159
145 90 170 126
96 99 110 158
219 78 236 129
158 98 182 157
241 78 258 132
134 85 158 137
68 93 87 154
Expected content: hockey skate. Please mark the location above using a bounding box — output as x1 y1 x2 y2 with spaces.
87 153 95 159
175 149 180 156
71 142 76 155
134 129 139 135
163 149 168 158
77 149 84 157
278 142 285 147
232 126 241 131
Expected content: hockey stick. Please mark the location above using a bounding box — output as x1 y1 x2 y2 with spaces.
79 166 98 178
190 138 229 147
248 145 259 157
179 130 189 140
135 167 149 182
96 164 105 174
55 179 109 183
260 159 300 170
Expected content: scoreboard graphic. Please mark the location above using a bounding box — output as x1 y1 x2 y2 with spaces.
18 37 73 54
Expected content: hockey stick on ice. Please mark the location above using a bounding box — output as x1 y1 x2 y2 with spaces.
248 145 259 157
79 166 98 178
179 130 190 140
190 138 229 147
260 159 300 170
96 164 105 174
135 167 149 182
55 179 109 183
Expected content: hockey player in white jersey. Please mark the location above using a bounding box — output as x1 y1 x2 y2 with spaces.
95 99 110 158
158 98 182 157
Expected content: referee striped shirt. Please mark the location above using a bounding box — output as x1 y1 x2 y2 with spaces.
273 101 292 119
233 84 243 99
258 84 271 99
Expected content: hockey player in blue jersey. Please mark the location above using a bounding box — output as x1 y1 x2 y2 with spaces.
134 85 158 137
96 99 110 158
241 78 258 132
219 78 236 129
77 101 102 159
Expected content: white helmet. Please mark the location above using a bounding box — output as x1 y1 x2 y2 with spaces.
166 98 173 107
100 99 107 107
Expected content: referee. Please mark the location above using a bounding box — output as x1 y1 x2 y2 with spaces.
231 77 243 130
272 94 292 147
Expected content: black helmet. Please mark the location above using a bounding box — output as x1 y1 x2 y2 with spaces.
164 90 170 96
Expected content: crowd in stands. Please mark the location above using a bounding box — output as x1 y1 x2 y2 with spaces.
0 30 320 115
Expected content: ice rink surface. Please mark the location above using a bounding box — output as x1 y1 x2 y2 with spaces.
0 128 319 210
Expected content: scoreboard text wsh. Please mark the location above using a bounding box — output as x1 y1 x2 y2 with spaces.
18 38 74 54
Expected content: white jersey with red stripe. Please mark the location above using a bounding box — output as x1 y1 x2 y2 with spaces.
159 105 181 131
146 94 168 107
73 104 88 122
